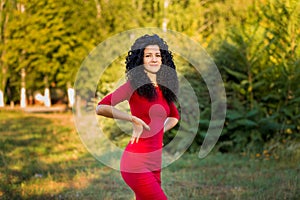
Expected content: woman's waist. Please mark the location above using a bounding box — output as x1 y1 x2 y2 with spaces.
120 148 163 173
138 127 164 140
124 139 163 153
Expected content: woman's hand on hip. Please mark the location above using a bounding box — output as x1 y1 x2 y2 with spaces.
130 116 150 144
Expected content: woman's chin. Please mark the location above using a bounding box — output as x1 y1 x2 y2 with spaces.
144 68 161 74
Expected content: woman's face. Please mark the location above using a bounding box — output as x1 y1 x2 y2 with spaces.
143 45 162 74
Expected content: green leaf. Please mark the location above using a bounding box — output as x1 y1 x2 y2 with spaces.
245 109 259 118
227 110 243 120
236 119 257 128
223 66 248 80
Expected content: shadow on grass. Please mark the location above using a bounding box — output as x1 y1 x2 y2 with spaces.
0 111 133 200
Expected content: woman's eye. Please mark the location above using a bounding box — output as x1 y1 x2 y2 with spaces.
144 54 161 58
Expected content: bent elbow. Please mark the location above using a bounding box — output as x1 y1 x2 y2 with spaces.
96 104 105 115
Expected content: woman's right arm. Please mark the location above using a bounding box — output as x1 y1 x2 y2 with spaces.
96 104 132 121
96 104 150 143
96 82 149 143
96 82 133 121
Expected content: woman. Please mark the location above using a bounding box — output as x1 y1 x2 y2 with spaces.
96 34 180 200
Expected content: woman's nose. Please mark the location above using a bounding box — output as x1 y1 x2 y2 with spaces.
152 55 158 62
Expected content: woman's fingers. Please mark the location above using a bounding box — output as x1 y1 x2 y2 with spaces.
130 136 136 144
136 117 150 130
130 129 141 144
131 136 139 144
130 116 150 144
133 117 150 131
142 122 150 131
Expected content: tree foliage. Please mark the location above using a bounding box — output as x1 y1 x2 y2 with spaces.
212 0 300 153
0 0 299 154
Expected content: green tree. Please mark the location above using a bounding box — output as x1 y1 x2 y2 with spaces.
3 0 98 103
0 0 17 103
213 0 300 153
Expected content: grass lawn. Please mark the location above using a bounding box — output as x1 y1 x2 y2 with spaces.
0 110 299 199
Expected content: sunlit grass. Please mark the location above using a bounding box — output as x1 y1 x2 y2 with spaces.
164 153 299 199
0 110 299 199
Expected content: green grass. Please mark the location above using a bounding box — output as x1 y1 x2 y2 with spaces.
0 110 299 199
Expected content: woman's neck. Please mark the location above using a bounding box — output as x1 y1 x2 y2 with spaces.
145 71 157 86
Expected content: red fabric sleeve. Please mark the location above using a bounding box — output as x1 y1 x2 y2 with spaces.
169 102 180 120
98 81 132 106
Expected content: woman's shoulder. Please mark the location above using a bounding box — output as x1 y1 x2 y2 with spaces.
121 80 133 91
114 80 134 94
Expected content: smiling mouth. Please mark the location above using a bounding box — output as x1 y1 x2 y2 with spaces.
149 64 160 67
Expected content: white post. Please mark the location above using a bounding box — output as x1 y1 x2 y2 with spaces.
0 90 4 107
67 87 75 107
44 88 51 107
20 87 26 108
20 68 26 108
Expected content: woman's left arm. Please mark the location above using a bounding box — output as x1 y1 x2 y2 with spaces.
164 117 179 132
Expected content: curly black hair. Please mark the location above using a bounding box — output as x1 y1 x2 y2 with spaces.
125 34 178 103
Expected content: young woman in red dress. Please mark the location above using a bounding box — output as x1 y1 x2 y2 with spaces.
96 34 180 200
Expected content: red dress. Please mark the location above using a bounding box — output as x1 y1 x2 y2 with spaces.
98 81 180 200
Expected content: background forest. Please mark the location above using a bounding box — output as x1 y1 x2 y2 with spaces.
0 0 299 157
